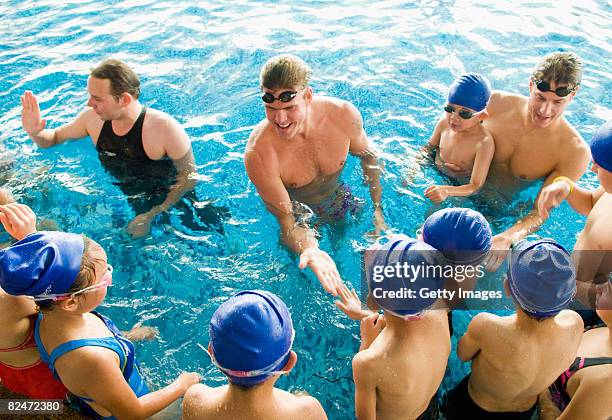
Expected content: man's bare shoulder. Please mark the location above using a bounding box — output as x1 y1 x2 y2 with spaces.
246 119 273 152
142 107 185 135
488 90 526 110
314 96 359 121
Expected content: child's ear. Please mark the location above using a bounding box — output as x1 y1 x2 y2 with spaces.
59 295 81 312
281 350 297 373
479 109 489 122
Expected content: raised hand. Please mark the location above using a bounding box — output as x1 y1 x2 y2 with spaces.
359 313 386 350
335 283 373 320
0 203 37 240
299 247 343 296
21 91 46 136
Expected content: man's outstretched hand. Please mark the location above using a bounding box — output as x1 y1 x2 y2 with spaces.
299 247 344 296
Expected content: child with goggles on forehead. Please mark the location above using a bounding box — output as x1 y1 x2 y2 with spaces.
348 234 450 420
0 208 200 419
182 290 327 420
0 202 67 400
422 73 495 204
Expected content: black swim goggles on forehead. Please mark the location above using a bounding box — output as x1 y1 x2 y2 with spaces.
533 79 578 97
261 90 298 104
444 105 479 120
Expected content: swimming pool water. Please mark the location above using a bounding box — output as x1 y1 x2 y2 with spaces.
1 1 611 418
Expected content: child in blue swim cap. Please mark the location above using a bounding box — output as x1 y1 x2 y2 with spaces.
421 73 495 204
0 217 199 419
444 238 583 419
182 290 327 420
341 234 450 419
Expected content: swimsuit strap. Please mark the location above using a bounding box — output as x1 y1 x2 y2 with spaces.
0 314 37 352
577 356 612 369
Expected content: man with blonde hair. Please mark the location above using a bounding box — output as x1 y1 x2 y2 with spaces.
245 54 386 295
483 52 590 270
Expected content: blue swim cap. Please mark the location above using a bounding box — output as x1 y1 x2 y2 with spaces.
507 239 576 318
0 232 84 298
590 120 612 172
423 208 492 265
209 290 294 387
366 234 446 317
447 73 492 112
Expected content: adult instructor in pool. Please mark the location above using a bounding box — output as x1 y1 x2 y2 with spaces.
483 52 590 270
245 54 387 296
20 59 196 238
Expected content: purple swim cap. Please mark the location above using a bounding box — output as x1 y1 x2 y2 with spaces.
423 208 492 265
447 73 492 112
590 120 612 172
209 290 294 387
507 239 576 318
0 232 84 298
366 234 446 316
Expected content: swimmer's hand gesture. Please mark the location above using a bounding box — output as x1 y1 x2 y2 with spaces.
122 325 159 342
359 313 385 351
0 203 37 240
424 185 449 204
335 283 374 320
127 211 154 239
483 234 512 272
537 179 572 220
299 246 343 296
21 91 46 136
173 372 201 395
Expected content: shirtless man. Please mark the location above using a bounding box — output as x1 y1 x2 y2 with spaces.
482 52 590 270
539 120 612 308
353 234 450 420
445 238 583 419
21 59 196 238
182 290 327 420
245 54 386 295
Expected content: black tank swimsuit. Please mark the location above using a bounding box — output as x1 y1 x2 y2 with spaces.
95 107 177 215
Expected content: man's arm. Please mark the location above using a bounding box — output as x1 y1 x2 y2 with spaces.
244 146 343 296
127 118 196 238
486 136 590 270
346 102 387 235
457 312 487 362
21 91 90 148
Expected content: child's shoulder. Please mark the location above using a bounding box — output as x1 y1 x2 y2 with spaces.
274 388 327 419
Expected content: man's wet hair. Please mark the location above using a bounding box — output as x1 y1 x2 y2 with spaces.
260 54 312 91
532 51 582 88
90 59 141 100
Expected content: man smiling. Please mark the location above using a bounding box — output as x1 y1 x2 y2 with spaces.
482 52 590 269
245 54 386 295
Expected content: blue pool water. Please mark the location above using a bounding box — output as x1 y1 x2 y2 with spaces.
1 1 611 418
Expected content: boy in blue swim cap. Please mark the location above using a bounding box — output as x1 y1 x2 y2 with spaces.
182 290 327 420
539 120 612 311
444 238 583 419
348 234 450 419
422 73 495 204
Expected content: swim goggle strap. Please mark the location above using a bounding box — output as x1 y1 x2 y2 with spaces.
198 329 296 378
31 264 114 302
533 79 578 98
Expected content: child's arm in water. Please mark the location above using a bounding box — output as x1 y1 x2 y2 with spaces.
456 312 488 362
404 119 442 186
424 132 494 203
56 348 199 419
